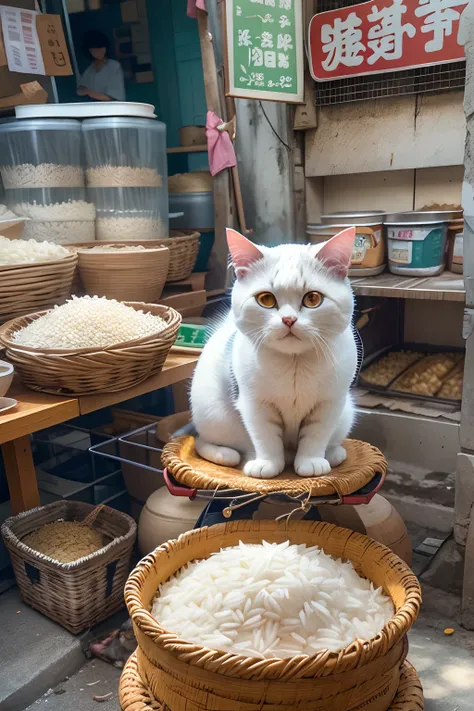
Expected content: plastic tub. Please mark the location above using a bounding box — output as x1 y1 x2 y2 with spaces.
168 192 214 230
82 117 167 190
307 222 385 277
385 216 449 276
0 119 84 189
88 187 168 241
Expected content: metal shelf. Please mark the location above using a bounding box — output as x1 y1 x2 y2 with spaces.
351 271 465 302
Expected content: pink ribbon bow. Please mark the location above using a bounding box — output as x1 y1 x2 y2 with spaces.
205 111 237 177
187 0 206 18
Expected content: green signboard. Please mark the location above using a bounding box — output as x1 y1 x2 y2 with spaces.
225 0 304 103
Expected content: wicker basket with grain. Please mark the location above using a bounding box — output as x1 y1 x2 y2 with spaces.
162 231 200 282
119 653 424 711
2 501 136 634
0 253 77 324
75 245 170 302
178 125 206 146
0 302 181 396
125 520 421 711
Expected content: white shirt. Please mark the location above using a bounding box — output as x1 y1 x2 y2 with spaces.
79 59 125 101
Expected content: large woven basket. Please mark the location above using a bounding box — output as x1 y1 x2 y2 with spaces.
163 231 200 282
2 501 137 634
75 245 170 302
0 302 181 396
0 253 77 324
125 520 421 711
119 654 424 711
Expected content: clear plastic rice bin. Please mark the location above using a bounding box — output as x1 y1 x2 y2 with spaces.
0 119 84 189
5 187 95 244
88 187 167 241
82 117 167 190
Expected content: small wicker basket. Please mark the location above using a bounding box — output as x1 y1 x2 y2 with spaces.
0 253 77 324
75 245 170 302
125 520 421 711
0 302 181 396
163 231 200 282
2 501 137 634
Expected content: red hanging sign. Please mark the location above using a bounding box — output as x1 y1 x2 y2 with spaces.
308 0 468 82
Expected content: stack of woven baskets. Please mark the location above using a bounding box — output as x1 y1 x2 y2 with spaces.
120 520 424 711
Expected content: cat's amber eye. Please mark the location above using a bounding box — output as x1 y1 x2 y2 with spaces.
256 292 277 309
302 291 323 309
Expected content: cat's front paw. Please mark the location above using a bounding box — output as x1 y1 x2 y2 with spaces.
294 456 331 477
244 458 284 479
326 445 347 468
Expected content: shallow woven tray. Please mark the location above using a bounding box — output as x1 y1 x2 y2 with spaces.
76 245 170 302
0 253 77 324
163 232 200 282
161 436 387 497
0 302 181 396
119 654 424 711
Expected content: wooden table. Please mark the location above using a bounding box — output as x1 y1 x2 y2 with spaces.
0 352 198 515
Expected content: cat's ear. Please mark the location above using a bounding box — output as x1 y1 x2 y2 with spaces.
317 227 355 278
226 228 263 279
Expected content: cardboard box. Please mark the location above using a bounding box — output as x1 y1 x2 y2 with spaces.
0 3 71 110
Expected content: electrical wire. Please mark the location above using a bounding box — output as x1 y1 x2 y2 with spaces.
258 100 292 154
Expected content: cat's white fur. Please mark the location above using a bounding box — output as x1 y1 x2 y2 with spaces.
191 228 358 479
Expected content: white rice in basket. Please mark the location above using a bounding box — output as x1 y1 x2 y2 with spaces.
12 295 166 350
151 541 394 660
0 236 69 265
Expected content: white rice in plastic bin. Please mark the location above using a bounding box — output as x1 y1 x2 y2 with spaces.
0 236 69 266
151 541 395 660
96 216 165 241
12 295 167 350
22 220 95 244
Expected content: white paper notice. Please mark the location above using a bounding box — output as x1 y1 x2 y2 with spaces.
0 6 45 75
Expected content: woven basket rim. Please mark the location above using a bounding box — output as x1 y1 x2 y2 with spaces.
0 252 78 273
125 520 422 680
75 245 170 256
162 232 200 246
1 500 137 570
0 302 181 356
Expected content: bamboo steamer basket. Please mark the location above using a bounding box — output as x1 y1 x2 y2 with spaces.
0 302 181 396
119 654 424 711
75 245 170 302
125 520 421 711
0 252 77 324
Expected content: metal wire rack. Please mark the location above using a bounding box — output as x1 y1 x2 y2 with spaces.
312 0 466 106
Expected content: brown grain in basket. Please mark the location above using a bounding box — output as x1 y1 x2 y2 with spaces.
2 501 136 634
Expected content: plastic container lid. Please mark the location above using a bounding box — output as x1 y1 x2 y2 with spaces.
16 102 157 120
82 117 165 131
0 119 81 133
321 210 386 225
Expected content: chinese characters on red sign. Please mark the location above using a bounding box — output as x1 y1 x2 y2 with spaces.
308 0 468 81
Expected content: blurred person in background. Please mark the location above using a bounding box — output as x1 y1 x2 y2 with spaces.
77 30 125 102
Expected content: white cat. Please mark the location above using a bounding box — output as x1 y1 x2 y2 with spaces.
190 227 358 479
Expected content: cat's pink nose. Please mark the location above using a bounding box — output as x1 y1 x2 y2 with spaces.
282 316 297 328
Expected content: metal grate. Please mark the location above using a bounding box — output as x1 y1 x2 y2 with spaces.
313 0 466 106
